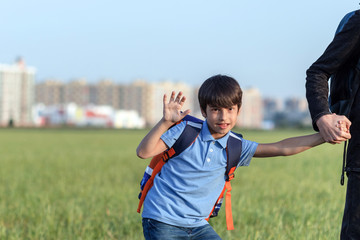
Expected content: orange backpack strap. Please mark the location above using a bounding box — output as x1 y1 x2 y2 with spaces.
206 166 236 230
224 167 236 230
207 132 242 230
137 154 165 213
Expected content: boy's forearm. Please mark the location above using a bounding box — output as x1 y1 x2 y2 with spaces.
136 118 173 159
254 133 325 158
278 133 325 156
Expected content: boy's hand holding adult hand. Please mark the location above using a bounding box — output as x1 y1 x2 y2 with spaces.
163 91 191 124
316 113 351 144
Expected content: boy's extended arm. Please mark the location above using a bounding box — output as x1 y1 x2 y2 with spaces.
136 91 190 159
253 133 325 158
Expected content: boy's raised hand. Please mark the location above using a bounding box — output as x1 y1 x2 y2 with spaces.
163 91 191 123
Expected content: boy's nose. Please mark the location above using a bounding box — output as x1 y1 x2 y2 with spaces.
219 110 227 120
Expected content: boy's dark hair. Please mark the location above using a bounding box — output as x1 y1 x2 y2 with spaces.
198 74 242 112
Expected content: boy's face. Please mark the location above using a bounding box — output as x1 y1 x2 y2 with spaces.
201 104 240 139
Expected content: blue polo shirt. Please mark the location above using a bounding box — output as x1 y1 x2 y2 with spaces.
142 120 258 227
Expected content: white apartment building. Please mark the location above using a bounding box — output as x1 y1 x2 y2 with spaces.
0 58 36 126
238 88 263 129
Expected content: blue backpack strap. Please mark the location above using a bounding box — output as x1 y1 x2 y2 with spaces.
335 11 356 35
225 131 243 179
166 120 202 160
162 115 203 160
182 114 204 124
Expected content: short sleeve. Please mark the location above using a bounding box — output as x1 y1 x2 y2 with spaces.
237 138 258 167
160 121 187 148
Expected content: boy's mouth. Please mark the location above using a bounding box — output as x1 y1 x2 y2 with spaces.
217 123 229 129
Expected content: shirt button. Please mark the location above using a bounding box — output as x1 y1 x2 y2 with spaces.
207 158 211 162
209 149 213 152
212 141 215 144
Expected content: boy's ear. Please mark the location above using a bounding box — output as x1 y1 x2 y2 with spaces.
237 106 242 115
201 109 207 118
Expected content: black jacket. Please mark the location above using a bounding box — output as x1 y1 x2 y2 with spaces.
306 10 360 131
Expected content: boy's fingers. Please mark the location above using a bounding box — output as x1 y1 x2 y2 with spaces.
180 96 186 106
341 131 351 139
170 91 176 102
175 92 183 102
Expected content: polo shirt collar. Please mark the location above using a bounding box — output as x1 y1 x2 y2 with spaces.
200 120 230 148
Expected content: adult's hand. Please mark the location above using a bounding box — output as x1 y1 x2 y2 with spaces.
316 113 351 144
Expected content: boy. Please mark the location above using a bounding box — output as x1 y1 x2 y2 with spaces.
137 75 346 240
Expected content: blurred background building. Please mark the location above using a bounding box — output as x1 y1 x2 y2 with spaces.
239 88 263 129
0 58 36 127
1 58 311 129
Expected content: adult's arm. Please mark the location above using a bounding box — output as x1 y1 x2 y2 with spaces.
306 11 360 142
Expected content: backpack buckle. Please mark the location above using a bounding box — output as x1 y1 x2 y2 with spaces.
162 148 176 162
226 173 235 181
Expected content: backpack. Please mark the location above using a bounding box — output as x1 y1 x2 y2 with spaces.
328 11 360 185
137 115 243 230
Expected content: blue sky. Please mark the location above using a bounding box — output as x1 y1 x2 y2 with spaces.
1 1 358 98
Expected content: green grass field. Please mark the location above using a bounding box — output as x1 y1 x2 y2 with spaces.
0 128 347 240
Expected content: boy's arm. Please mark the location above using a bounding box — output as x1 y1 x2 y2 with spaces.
253 133 325 158
136 91 190 159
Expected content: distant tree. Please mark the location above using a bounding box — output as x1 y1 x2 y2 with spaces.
8 119 14 128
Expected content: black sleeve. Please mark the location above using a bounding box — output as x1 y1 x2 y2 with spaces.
305 10 360 131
